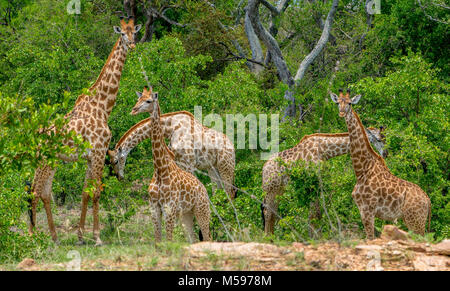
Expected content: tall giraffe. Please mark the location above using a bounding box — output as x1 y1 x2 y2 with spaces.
29 18 141 245
107 111 236 198
131 87 211 243
262 128 387 234
330 89 431 239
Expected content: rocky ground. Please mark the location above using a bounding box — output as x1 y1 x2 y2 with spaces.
13 225 449 271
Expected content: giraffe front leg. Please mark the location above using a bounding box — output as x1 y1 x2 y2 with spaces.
356 200 376 240
164 203 177 241
361 211 375 240
217 152 236 199
77 165 92 245
150 201 162 243
263 192 279 235
90 155 107 246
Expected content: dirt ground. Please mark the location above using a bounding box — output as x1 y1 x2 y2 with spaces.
13 235 450 271
7 206 449 271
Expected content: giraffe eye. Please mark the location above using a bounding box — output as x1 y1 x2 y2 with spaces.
114 160 118 165
146 100 151 103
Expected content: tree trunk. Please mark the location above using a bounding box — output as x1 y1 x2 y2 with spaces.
124 0 137 19
294 0 339 83
244 11 264 74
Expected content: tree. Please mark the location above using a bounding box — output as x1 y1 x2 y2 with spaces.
245 0 339 121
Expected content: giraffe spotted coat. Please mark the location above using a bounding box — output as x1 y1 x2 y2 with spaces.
331 89 431 239
30 18 141 245
107 111 236 198
261 129 387 234
131 87 211 243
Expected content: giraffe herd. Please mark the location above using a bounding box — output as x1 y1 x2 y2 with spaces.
29 19 431 245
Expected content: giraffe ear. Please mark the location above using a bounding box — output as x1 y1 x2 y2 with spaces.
351 94 362 104
136 91 142 99
134 24 142 33
330 93 339 103
113 26 122 34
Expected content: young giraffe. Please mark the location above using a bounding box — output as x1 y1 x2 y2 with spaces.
131 87 211 243
330 89 431 239
262 128 387 234
107 111 236 198
29 18 141 245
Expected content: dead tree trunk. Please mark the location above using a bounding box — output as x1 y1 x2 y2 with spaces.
246 0 339 121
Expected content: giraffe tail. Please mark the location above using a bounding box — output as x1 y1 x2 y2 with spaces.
260 203 265 231
198 229 204 242
427 200 432 233
25 181 35 228
232 184 238 199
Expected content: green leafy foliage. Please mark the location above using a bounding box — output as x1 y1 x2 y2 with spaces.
0 0 448 264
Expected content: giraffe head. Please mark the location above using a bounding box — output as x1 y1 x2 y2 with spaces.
131 87 159 116
113 16 142 50
107 148 126 180
330 89 361 118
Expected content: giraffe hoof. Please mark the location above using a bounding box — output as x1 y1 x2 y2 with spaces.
76 240 86 246
94 239 103 247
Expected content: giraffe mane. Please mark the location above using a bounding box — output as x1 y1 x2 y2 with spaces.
297 132 350 144
351 108 388 169
74 38 121 107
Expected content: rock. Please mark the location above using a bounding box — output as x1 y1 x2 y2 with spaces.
17 258 35 270
355 245 382 254
413 254 450 271
407 245 427 253
430 240 450 256
292 242 305 251
381 225 410 241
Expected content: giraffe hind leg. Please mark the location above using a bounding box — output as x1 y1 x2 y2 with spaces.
194 195 211 241
181 211 196 243
31 165 58 241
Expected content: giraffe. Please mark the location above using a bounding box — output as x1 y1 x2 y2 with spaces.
262 128 387 235
29 17 141 245
330 89 431 239
107 111 236 198
131 87 211 243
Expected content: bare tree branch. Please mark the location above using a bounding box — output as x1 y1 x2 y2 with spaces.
218 42 267 67
416 0 450 24
247 0 295 87
294 0 339 83
148 7 187 28
245 10 265 73
260 0 281 15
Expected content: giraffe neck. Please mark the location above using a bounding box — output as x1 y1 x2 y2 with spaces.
314 134 351 160
344 108 378 179
115 115 176 157
76 37 127 117
149 102 172 174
